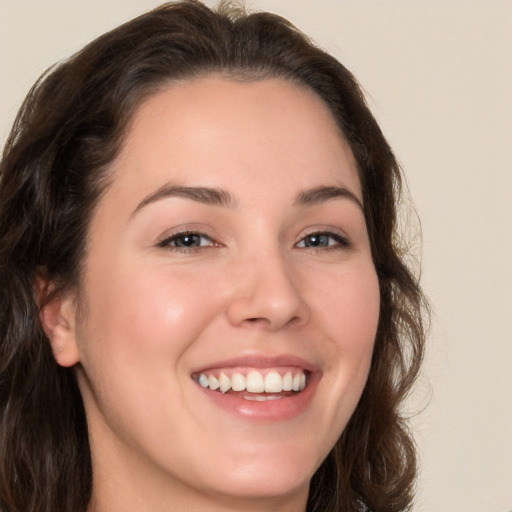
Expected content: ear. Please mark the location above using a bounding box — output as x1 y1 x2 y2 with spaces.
35 277 81 367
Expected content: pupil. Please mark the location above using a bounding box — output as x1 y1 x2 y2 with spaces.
177 234 199 247
307 234 327 246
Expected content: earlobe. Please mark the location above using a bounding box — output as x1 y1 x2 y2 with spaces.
36 278 81 368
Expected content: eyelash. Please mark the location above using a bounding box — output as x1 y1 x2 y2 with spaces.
295 231 350 251
157 230 349 253
157 231 217 253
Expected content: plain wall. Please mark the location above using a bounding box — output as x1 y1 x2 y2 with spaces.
1 1 511 511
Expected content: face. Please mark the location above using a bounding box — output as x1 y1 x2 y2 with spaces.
64 77 380 509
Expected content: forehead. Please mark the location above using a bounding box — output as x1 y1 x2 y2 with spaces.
106 76 361 208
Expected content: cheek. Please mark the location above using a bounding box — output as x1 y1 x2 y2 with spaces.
91 261 219 335
308 261 380 351
75 258 231 391
306 261 379 405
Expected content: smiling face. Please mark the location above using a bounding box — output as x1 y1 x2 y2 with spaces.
56 77 380 511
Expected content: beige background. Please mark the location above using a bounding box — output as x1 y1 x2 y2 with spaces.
1 1 511 511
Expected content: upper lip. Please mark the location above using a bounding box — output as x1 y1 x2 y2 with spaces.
191 353 320 375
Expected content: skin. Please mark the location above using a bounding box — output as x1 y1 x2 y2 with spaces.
44 77 380 512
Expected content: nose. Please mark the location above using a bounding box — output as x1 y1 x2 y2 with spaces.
225 249 310 331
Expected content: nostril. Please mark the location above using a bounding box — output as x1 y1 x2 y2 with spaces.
244 315 301 328
243 317 271 327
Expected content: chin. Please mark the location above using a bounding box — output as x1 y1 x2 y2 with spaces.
199 468 312 507
191 439 322 504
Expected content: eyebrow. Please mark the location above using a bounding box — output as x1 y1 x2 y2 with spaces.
132 184 237 215
294 185 364 211
132 183 363 216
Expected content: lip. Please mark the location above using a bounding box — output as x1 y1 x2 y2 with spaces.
191 353 319 375
191 353 321 423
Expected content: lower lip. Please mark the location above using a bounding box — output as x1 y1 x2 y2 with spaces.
195 374 319 422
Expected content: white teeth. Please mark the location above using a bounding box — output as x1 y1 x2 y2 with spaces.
196 369 308 394
282 372 293 391
231 373 246 392
219 372 231 393
246 370 265 393
208 375 220 390
292 373 301 392
264 370 282 393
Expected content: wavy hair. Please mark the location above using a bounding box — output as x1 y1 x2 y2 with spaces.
0 2 428 511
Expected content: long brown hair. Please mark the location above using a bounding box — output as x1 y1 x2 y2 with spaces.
0 2 428 511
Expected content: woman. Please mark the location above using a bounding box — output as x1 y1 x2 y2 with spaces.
0 1 427 511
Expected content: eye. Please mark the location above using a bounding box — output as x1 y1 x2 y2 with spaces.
296 232 349 249
157 231 216 251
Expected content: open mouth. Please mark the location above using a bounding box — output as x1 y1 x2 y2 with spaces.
192 368 309 401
